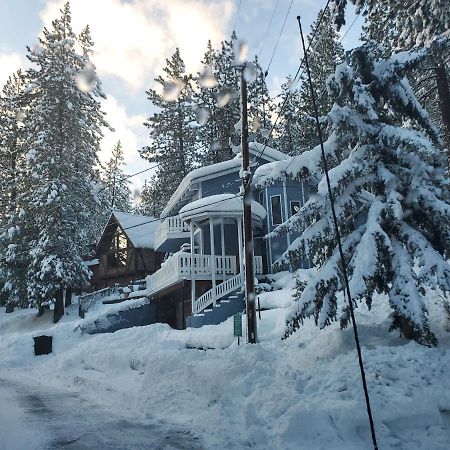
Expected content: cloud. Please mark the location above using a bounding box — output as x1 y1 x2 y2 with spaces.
0 53 24 88
99 95 151 190
41 0 234 90
99 95 146 164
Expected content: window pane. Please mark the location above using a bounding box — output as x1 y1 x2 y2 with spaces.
271 196 282 225
290 201 301 216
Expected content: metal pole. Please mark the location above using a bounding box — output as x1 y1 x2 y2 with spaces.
241 66 257 344
297 15 378 450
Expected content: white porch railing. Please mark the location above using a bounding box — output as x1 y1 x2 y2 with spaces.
192 256 263 314
193 272 243 315
154 216 190 250
146 252 237 295
254 256 263 275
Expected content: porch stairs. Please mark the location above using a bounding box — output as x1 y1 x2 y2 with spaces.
187 273 245 328
186 291 244 328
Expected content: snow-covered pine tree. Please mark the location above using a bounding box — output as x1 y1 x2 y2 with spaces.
253 43 450 346
0 70 30 310
336 0 450 170
295 7 344 152
136 177 165 217
247 55 275 145
192 40 222 166
23 3 107 319
140 48 196 213
193 33 241 166
0 71 27 225
275 76 303 156
101 141 131 213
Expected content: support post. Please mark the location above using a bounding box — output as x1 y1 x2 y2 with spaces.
199 227 204 254
220 218 226 279
240 66 257 344
190 220 196 315
209 218 217 306
237 218 244 275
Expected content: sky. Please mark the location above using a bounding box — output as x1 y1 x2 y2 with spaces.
0 0 362 197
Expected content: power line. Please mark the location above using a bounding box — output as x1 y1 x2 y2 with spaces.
257 0 281 58
264 0 294 76
251 0 333 168
281 8 360 174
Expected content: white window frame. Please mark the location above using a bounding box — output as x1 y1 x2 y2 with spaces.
290 200 301 217
270 195 283 227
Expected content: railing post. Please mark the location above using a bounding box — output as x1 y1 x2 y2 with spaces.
220 218 226 280
237 218 244 275
190 220 196 315
209 218 217 306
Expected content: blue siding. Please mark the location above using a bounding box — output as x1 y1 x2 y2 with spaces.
200 171 240 197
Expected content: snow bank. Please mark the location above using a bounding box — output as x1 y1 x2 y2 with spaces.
1 288 450 449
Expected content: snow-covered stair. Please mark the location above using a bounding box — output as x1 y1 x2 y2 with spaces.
186 291 245 328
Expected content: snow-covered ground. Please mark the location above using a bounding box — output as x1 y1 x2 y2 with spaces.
1 277 450 449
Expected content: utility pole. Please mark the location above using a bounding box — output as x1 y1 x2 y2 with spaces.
240 65 257 344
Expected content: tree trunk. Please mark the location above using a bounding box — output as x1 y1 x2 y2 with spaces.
53 289 64 323
5 304 14 313
435 64 450 172
64 287 72 307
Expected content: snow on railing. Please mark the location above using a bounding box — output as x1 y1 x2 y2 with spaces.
154 215 190 249
146 252 238 295
193 272 243 315
254 256 263 275
192 256 263 314
79 286 120 313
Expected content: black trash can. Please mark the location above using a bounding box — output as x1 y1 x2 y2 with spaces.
33 335 53 355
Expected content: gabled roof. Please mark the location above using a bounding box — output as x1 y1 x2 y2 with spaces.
96 211 160 252
112 211 160 249
161 142 288 218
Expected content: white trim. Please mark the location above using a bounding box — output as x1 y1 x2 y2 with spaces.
209 219 217 306
270 195 282 227
283 181 291 248
237 218 244 275
161 144 288 219
190 221 195 315
290 200 301 217
264 187 273 273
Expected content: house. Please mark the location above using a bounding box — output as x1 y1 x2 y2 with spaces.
89 211 163 290
141 143 310 329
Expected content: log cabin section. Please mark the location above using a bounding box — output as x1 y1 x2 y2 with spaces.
90 211 163 290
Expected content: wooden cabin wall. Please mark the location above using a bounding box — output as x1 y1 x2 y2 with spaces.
90 247 163 290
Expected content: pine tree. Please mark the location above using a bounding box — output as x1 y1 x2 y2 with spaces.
296 7 344 152
101 141 131 213
194 33 275 166
275 76 304 156
22 3 107 318
137 177 165 217
247 55 275 144
140 48 196 214
0 70 30 310
193 34 241 166
337 0 450 169
254 43 450 346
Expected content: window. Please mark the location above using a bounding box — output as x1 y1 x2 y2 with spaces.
290 201 301 217
270 195 282 226
107 226 129 269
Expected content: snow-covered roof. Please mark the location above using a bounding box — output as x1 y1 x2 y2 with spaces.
179 193 266 222
112 211 160 249
161 142 287 218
